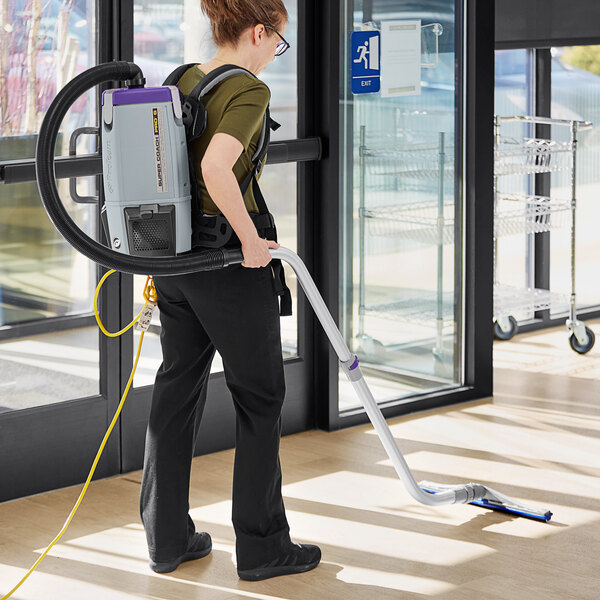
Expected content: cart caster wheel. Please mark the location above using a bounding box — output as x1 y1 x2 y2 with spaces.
433 351 452 377
356 335 386 360
569 327 595 354
494 316 518 340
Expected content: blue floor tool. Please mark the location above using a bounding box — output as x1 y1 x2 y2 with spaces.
421 484 553 521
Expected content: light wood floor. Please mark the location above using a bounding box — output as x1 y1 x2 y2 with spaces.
1 322 599 599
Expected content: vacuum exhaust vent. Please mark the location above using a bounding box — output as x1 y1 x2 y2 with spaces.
124 204 176 256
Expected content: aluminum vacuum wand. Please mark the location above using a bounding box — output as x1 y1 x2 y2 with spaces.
271 247 552 522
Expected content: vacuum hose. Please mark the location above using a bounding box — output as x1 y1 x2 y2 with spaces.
35 61 243 275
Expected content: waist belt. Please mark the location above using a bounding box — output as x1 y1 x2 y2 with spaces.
191 180 292 317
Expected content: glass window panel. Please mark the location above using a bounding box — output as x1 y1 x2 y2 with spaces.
0 1 99 410
340 1 463 412
0 179 97 324
550 46 600 311
0 180 100 410
493 49 538 319
494 49 531 118
1 0 96 158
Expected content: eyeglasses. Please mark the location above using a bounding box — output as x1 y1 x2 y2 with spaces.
265 25 290 57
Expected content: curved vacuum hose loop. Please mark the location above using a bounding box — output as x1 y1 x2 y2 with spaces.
35 61 241 276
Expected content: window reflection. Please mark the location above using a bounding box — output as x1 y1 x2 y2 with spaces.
0 0 99 410
0 0 97 327
1 0 95 152
551 47 600 310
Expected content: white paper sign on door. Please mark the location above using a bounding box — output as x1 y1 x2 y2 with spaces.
381 20 422 97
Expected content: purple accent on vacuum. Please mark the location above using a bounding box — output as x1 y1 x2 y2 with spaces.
349 356 359 370
102 87 173 106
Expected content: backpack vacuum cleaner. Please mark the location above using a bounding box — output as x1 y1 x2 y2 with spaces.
4 56 551 600
41 59 555 510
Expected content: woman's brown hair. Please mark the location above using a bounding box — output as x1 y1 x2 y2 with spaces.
200 0 288 47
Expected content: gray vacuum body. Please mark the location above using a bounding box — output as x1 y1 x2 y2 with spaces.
101 85 192 256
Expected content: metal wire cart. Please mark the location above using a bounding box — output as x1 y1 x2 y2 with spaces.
356 125 456 365
493 115 595 354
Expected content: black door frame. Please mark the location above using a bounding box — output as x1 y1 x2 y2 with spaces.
314 0 496 431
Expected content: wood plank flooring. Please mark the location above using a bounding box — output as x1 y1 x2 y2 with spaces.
1 322 599 599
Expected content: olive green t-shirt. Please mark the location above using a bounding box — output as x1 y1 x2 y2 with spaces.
177 65 270 215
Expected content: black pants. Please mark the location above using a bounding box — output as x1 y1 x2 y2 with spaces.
139 263 291 569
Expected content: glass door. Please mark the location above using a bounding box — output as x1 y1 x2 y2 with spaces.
0 0 124 502
0 0 99 408
129 0 299 392
119 0 315 471
339 0 464 411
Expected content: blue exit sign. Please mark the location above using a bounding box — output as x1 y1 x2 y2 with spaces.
351 30 381 94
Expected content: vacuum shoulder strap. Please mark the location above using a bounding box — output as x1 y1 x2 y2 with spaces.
162 63 198 86
162 63 257 100
187 64 257 102
241 106 276 198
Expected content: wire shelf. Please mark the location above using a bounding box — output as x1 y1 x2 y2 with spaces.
364 290 456 328
491 115 594 347
493 284 569 317
362 144 455 180
494 136 572 176
494 193 572 237
362 201 455 245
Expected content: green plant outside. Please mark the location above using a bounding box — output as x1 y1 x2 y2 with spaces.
562 45 600 77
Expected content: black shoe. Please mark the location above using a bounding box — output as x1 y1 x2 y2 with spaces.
237 542 321 581
149 532 212 573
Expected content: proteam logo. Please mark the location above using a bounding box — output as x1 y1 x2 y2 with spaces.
105 139 113 194
152 107 167 193
153 108 160 135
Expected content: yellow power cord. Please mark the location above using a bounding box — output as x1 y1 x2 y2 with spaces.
1 270 157 600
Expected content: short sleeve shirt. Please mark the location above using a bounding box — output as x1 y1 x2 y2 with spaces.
176 65 270 215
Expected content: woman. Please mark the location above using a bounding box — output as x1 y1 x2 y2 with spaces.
139 0 321 583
